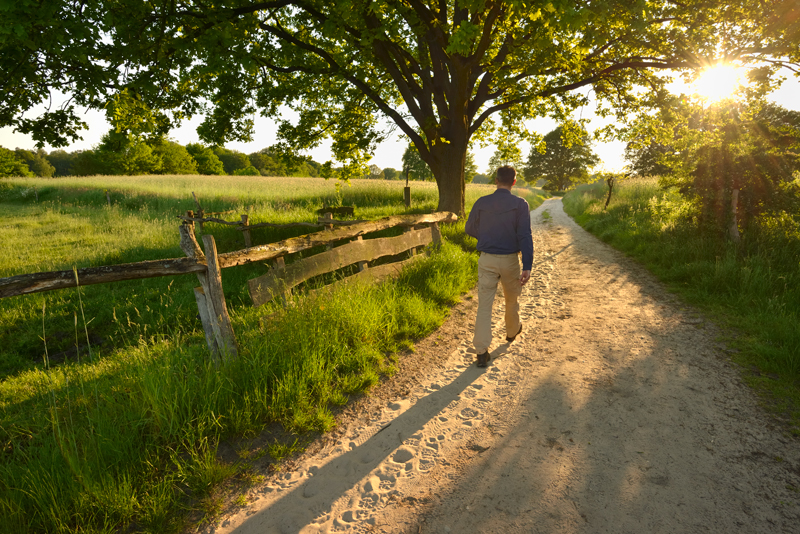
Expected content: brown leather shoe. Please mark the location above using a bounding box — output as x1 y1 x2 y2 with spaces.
476 351 491 367
506 324 523 343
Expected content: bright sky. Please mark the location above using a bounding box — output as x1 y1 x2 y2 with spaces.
2 73 798 175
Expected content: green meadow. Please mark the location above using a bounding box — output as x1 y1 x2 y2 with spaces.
0 175 548 533
564 179 800 432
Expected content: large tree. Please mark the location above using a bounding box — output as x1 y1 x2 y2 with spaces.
2 1 799 214
524 126 599 191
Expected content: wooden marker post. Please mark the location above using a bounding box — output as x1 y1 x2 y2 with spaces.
105 190 111 207
403 168 411 207
240 214 252 248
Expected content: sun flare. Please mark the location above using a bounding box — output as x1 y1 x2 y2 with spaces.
692 64 744 102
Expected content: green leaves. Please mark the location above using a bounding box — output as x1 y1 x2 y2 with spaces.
446 20 481 55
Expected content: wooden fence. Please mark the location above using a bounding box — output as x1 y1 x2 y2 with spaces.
0 212 457 362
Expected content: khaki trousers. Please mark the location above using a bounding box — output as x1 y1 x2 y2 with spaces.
473 252 522 353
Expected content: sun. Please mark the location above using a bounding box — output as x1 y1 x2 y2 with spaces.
692 64 745 102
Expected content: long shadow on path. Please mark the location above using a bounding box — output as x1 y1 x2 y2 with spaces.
232 361 492 534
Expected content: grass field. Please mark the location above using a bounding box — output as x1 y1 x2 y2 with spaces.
564 179 800 433
0 175 549 533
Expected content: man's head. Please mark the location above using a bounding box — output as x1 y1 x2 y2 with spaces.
496 166 517 187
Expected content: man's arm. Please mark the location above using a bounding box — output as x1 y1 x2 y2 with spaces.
465 207 480 239
517 199 534 271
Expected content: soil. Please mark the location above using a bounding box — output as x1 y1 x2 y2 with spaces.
202 198 800 534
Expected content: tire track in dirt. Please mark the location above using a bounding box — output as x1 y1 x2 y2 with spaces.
206 198 800 534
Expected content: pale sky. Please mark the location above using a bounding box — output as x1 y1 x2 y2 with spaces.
2 73 798 175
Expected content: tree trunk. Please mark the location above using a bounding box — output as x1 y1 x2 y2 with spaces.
729 188 740 243
427 139 468 217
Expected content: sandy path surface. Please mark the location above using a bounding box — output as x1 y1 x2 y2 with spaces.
207 198 800 534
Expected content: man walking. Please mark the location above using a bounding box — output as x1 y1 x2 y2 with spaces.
465 166 533 367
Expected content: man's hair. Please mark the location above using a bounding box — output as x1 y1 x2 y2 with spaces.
496 165 517 185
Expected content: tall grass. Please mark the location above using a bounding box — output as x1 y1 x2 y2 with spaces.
564 179 800 430
0 175 548 533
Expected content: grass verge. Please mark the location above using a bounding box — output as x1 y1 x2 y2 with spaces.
563 179 800 433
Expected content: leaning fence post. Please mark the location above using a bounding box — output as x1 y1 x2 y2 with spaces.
240 214 252 248
179 224 237 362
200 235 238 361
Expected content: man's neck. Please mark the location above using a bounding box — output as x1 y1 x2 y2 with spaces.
496 184 513 191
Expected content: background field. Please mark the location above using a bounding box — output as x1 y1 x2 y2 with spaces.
0 175 548 533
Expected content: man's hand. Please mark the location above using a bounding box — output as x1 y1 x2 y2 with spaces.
520 270 531 286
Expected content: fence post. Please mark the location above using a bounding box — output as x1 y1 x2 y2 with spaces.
199 235 238 361
324 211 333 251
105 189 111 207
430 222 442 251
179 224 237 362
34 187 38 202
241 214 252 248
192 192 204 232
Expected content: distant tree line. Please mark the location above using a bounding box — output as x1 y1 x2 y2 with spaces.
0 130 325 178
2 126 602 192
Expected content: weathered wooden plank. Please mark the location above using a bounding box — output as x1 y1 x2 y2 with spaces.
194 286 220 357
224 212 457 270
248 227 432 307
0 258 206 299
201 235 238 360
308 255 423 299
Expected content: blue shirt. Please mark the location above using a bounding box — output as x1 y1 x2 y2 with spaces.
465 188 534 270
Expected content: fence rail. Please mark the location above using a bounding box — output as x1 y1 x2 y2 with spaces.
0 212 457 299
1 211 456 363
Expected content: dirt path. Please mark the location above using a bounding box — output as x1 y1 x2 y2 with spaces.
207 198 800 534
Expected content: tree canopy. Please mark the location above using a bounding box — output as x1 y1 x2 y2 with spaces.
2 0 799 213
524 126 599 191
654 100 800 239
